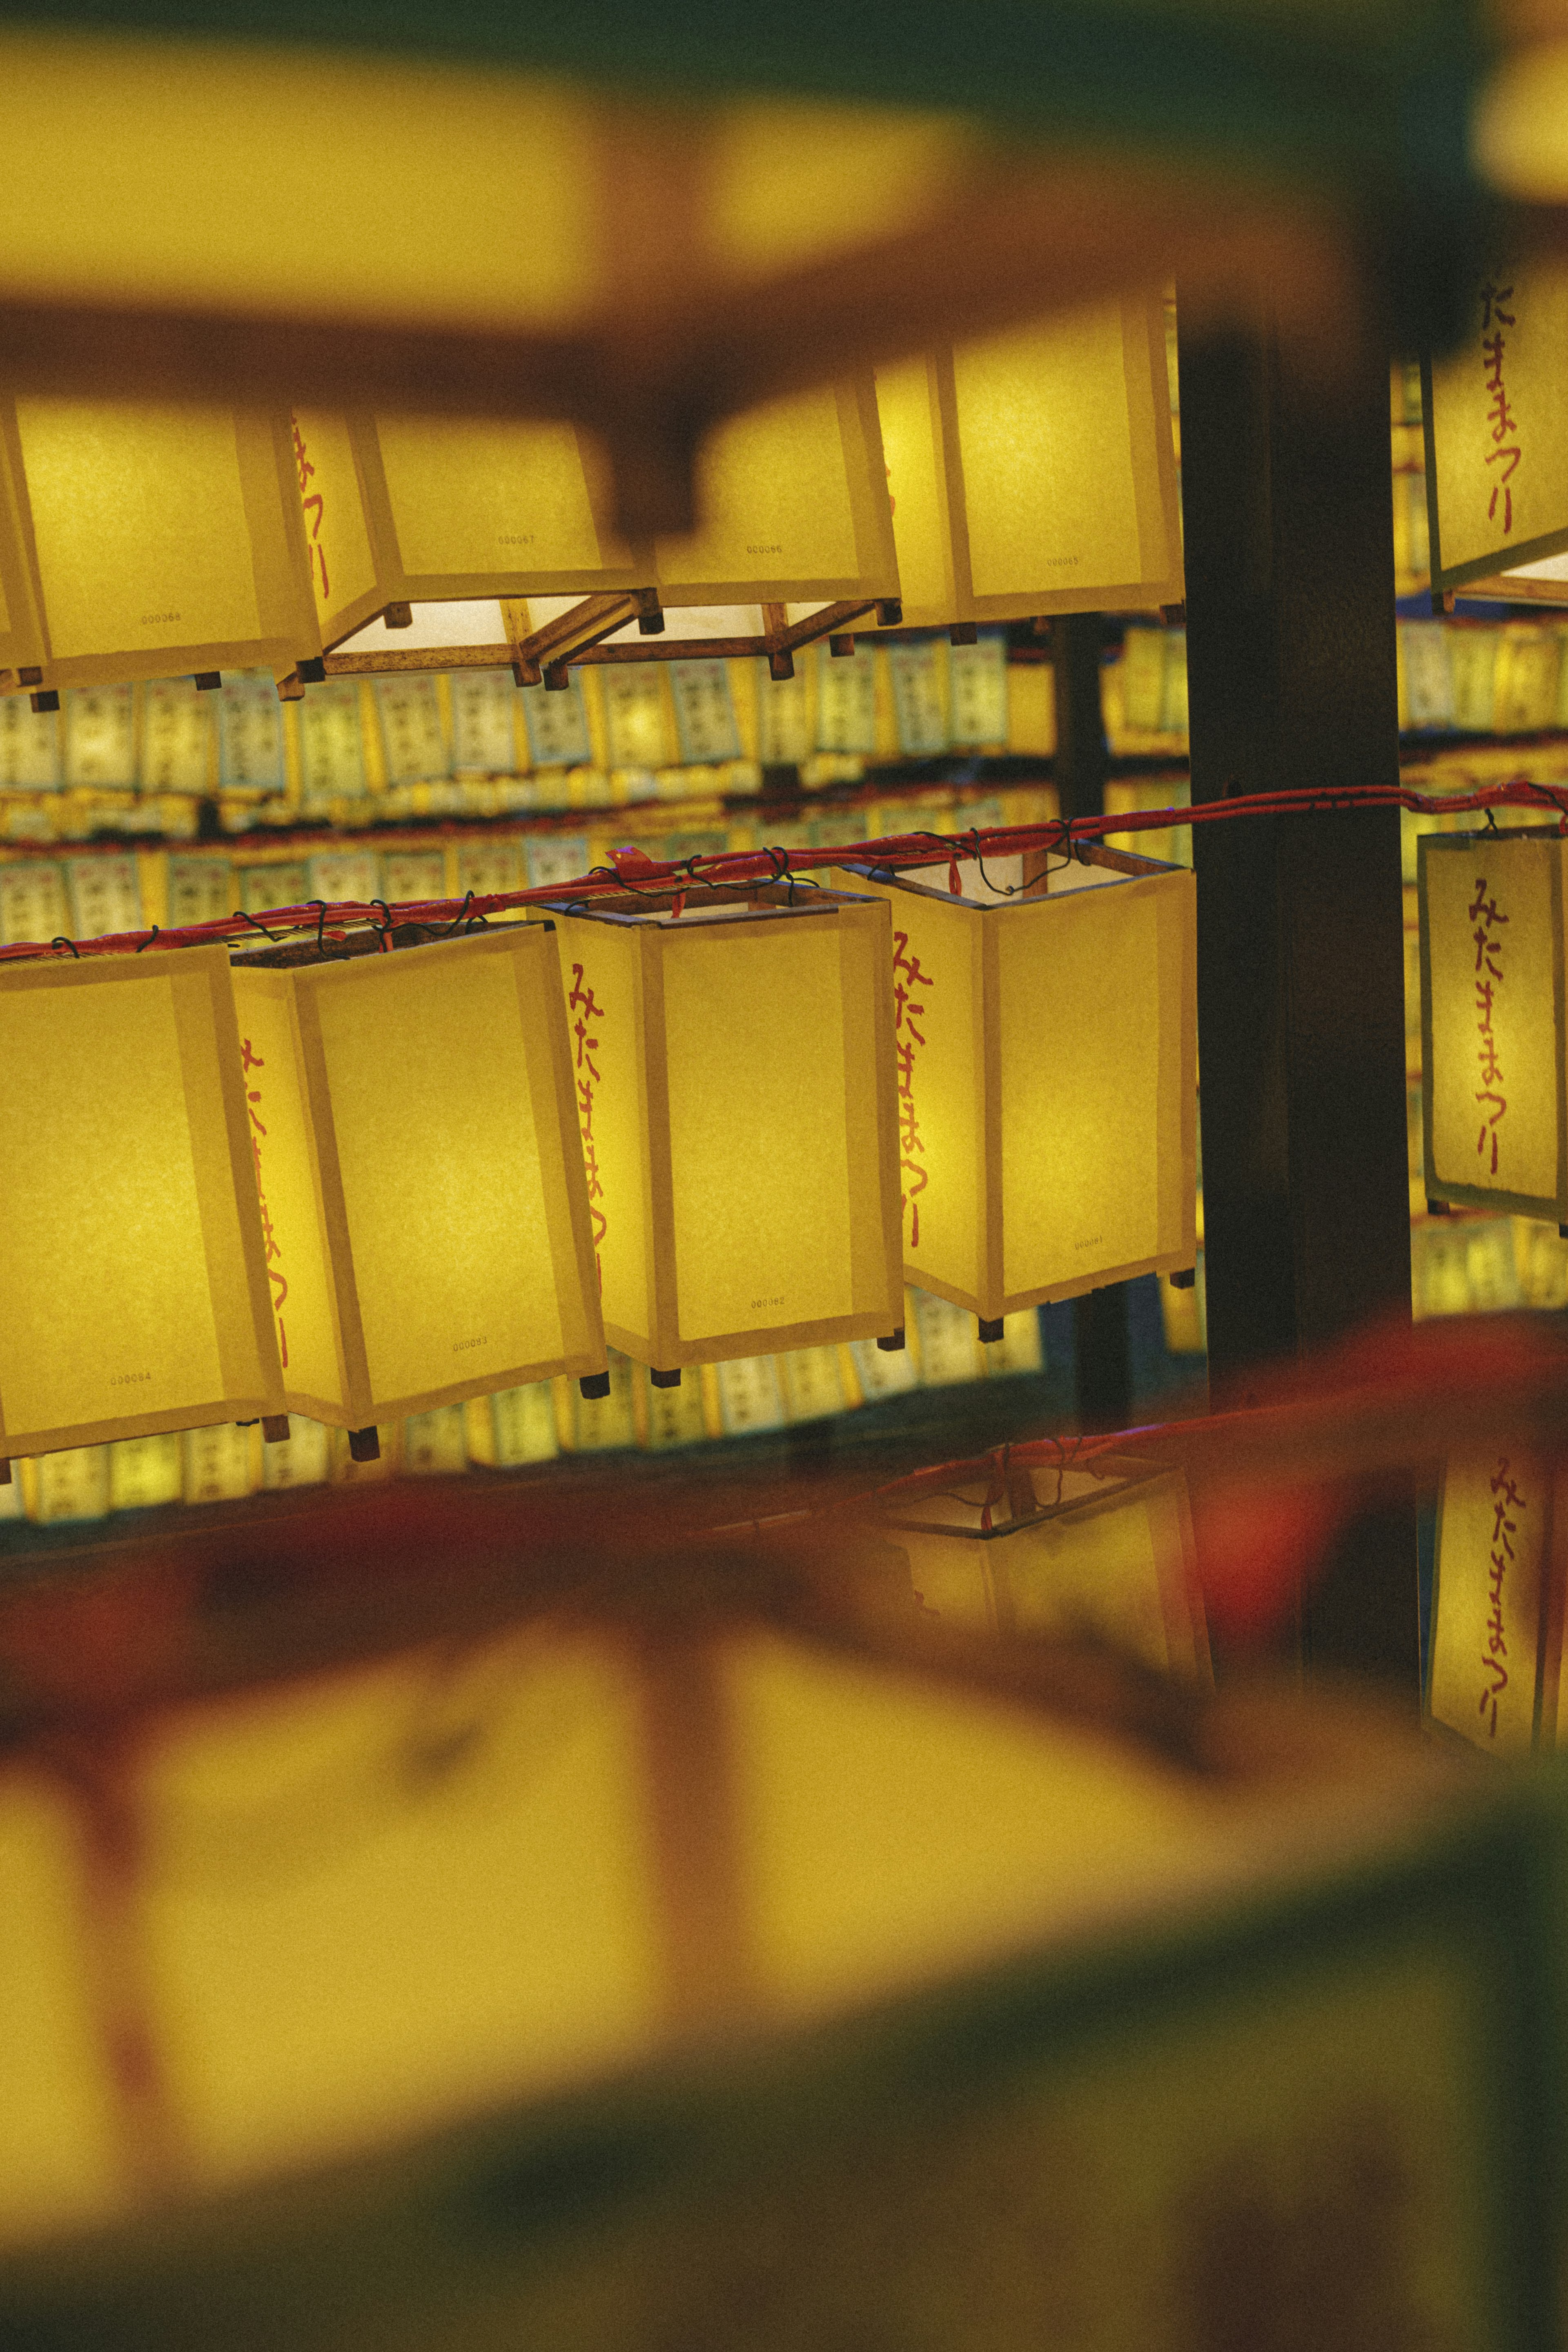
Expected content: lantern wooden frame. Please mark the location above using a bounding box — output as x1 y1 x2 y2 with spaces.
0 944 285 1468
835 842 1197 1328
228 924 606 1434
545 882 904 1375
1417 828 1568 1224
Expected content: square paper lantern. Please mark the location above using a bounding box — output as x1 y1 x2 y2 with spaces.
0 945 283 1467
875 292 1182 627
288 409 647 649
1427 1446 1568 1756
228 925 604 1439
546 884 902 1376
1417 829 1568 1221
881 1449 1210 1681
834 845 1196 1332
1423 262 1568 597
0 397 319 688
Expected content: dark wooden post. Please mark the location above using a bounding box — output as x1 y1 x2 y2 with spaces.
1176 305 1417 1695
1052 614 1132 1434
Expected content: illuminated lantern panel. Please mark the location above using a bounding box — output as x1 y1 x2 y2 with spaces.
835 846 1196 1327
288 410 644 648
882 1452 1209 1682
1424 261 1568 594
875 292 1182 627
0 397 318 688
0 946 283 1464
1427 1448 1568 1756
1418 829 1568 1221
547 885 903 1374
228 925 604 1432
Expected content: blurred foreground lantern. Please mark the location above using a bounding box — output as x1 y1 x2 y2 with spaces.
880 1447 1210 1682
1423 261 1568 599
0 396 318 690
875 293 1182 628
0 946 283 1467
228 926 604 1444
1417 828 1568 1221
0 1548 1556 2344
546 884 902 1377
1428 1445 1566 1755
835 845 1196 1332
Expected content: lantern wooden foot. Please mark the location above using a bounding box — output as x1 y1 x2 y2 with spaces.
876 1327 906 1352
0 1458 10 1485
17 666 40 686
193 670 222 690
1560 1225 1568 1241
29 689 58 713
579 1371 612 1401
296 657 326 684
650 1367 682 1388
382 603 413 629
876 600 903 626
1170 1267 1197 1290
261 1416 291 1443
634 593 665 637
347 1425 380 1462
828 634 855 657
542 662 571 691
950 622 978 646
977 1316 1005 1343
768 649 795 682
1427 1199 1454 1217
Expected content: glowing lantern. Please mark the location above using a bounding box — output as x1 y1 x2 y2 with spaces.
875 293 1182 627
287 409 645 648
0 396 318 690
879 1448 1210 1681
228 926 605 1449
1427 1446 1566 1755
1417 829 1567 1221
1423 261 1568 597
835 845 1196 1334
546 882 903 1378
0 945 284 1470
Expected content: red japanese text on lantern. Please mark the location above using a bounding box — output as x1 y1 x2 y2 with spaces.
1480 1455 1523 1739
291 413 330 603
892 928 934 1247
1471 874 1508 1175
569 961 608 1282
1480 280 1521 536
240 1033 290 1368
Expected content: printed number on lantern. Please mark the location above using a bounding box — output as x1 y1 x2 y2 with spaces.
751 1295 785 1310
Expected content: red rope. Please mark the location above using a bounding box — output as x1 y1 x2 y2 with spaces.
1 776 1562 963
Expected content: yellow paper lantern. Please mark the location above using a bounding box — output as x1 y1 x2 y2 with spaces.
1427 1445 1567 1755
228 926 605 1444
0 396 318 690
288 409 646 649
880 1448 1210 1682
833 845 1196 1332
0 945 284 1468
1417 828 1568 1221
875 292 1182 627
1423 261 1568 595
546 882 903 1376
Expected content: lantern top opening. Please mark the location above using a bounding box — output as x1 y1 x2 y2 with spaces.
541 882 875 928
882 1452 1172 1541
851 840 1179 913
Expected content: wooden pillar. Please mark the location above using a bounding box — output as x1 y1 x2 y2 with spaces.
1176 304 1417 1694
1052 614 1132 1434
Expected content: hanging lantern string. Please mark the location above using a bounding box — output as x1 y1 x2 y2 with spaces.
2 776 1565 963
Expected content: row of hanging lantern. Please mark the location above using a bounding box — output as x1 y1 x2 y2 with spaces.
0 840 1196 1472
0 288 1182 702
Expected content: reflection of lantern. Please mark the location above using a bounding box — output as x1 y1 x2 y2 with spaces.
875 294 1181 628
0 397 317 690
835 845 1196 1334
880 1448 1210 1681
546 884 903 1377
228 927 604 1449
288 410 644 648
1417 829 1566 1221
1427 1447 1566 1755
1423 262 1568 598
0 946 283 1469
